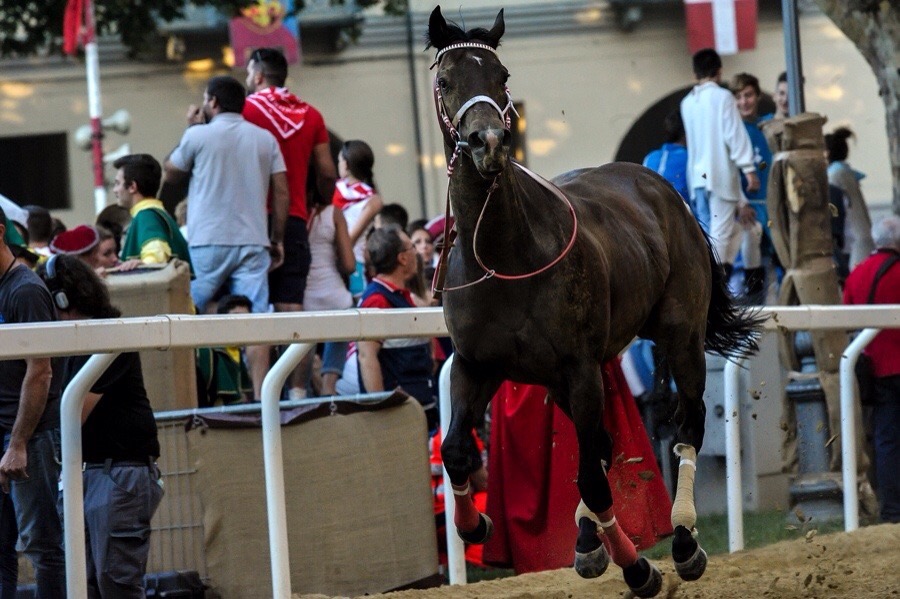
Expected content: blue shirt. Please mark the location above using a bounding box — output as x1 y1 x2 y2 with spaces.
739 118 772 202
642 143 689 202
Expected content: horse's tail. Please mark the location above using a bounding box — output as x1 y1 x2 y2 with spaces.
702 231 766 360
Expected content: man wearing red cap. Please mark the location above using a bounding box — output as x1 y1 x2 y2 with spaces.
49 224 120 272
50 223 98 255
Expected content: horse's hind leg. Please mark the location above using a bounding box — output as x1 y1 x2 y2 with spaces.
442 355 500 544
658 331 709 582
562 362 662 598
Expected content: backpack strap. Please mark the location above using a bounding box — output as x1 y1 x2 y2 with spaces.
866 252 900 304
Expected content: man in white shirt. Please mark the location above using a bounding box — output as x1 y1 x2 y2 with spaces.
680 48 760 278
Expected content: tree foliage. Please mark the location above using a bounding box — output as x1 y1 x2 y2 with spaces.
813 0 900 211
0 0 406 58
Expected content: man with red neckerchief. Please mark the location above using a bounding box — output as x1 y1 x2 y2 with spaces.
244 47 337 398
244 49 335 301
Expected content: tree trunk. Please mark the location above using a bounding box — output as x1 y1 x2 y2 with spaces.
813 0 900 213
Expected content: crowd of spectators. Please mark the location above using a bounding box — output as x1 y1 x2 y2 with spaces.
0 42 895 596
641 48 894 527
0 45 458 595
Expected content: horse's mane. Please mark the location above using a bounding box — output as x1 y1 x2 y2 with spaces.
424 21 502 50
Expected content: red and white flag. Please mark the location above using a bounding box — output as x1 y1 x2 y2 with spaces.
684 0 757 56
63 0 96 55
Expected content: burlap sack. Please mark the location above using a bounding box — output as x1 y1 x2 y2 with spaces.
106 260 197 411
187 399 438 598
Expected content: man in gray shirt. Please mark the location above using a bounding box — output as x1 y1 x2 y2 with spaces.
164 75 289 398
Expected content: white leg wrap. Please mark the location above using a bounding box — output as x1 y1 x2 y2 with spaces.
451 482 470 496
575 499 603 529
671 443 698 530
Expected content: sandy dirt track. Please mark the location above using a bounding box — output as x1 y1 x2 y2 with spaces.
296 523 899 599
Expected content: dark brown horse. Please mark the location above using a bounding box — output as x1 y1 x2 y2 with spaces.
427 6 762 598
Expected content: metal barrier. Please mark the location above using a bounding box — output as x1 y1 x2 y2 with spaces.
1 308 445 599
148 418 206 578
721 307 897 553
1 304 897 595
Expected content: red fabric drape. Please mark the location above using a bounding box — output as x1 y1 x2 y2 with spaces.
483 360 673 573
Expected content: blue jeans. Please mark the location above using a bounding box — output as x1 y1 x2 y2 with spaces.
690 187 711 234
3 429 66 598
0 493 17 599
190 245 271 314
321 341 349 377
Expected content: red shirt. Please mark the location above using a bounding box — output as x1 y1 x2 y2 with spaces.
843 249 900 377
243 87 329 221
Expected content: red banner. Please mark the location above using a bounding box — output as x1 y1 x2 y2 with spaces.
63 0 84 55
684 0 757 55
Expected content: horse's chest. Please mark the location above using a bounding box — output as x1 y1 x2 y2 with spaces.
444 296 556 365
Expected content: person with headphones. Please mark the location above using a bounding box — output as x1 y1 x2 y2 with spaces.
0 206 66 598
39 254 163 598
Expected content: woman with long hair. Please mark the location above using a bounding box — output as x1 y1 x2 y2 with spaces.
38 255 163 598
826 126 875 271
304 181 356 396
332 140 384 297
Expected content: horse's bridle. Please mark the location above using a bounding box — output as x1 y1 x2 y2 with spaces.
431 42 517 176
430 42 578 296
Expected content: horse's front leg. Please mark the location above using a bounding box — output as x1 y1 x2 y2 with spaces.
563 362 662 599
441 354 500 544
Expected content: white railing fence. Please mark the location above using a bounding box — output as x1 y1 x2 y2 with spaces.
0 304 897 596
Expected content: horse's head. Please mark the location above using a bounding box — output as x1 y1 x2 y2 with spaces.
427 6 512 178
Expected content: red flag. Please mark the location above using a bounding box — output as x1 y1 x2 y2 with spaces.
63 0 84 55
684 0 757 56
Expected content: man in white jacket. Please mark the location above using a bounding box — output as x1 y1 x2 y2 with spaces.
681 48 760 278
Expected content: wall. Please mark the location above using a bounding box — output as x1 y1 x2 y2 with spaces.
0 2 891 229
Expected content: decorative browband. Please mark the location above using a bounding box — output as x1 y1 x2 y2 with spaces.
433 42 497 67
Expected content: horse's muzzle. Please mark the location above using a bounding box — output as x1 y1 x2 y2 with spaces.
468 127 511 177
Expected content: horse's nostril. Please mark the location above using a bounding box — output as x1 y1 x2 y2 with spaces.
467 131 484 149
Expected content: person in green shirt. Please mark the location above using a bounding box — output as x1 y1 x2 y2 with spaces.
112 153 192 272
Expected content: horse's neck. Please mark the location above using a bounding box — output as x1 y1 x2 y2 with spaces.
449 161 553 268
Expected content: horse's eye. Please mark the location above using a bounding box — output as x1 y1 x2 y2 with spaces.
502 71 510 83
438 77 449 91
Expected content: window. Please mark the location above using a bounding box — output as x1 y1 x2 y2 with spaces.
0 133 71 210
510 101 526 166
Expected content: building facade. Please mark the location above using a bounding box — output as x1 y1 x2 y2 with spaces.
0 0 891 227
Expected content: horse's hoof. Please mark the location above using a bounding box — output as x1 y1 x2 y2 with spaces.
457 512 493 544
671 524 707 581
623 557 663 598
573 516 609 578
674 543 708 581
574 544 610 579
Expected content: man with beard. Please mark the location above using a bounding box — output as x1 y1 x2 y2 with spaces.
164 75 288 398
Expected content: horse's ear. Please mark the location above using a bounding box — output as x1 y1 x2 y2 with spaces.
427 5 451 50
484 8 505 49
